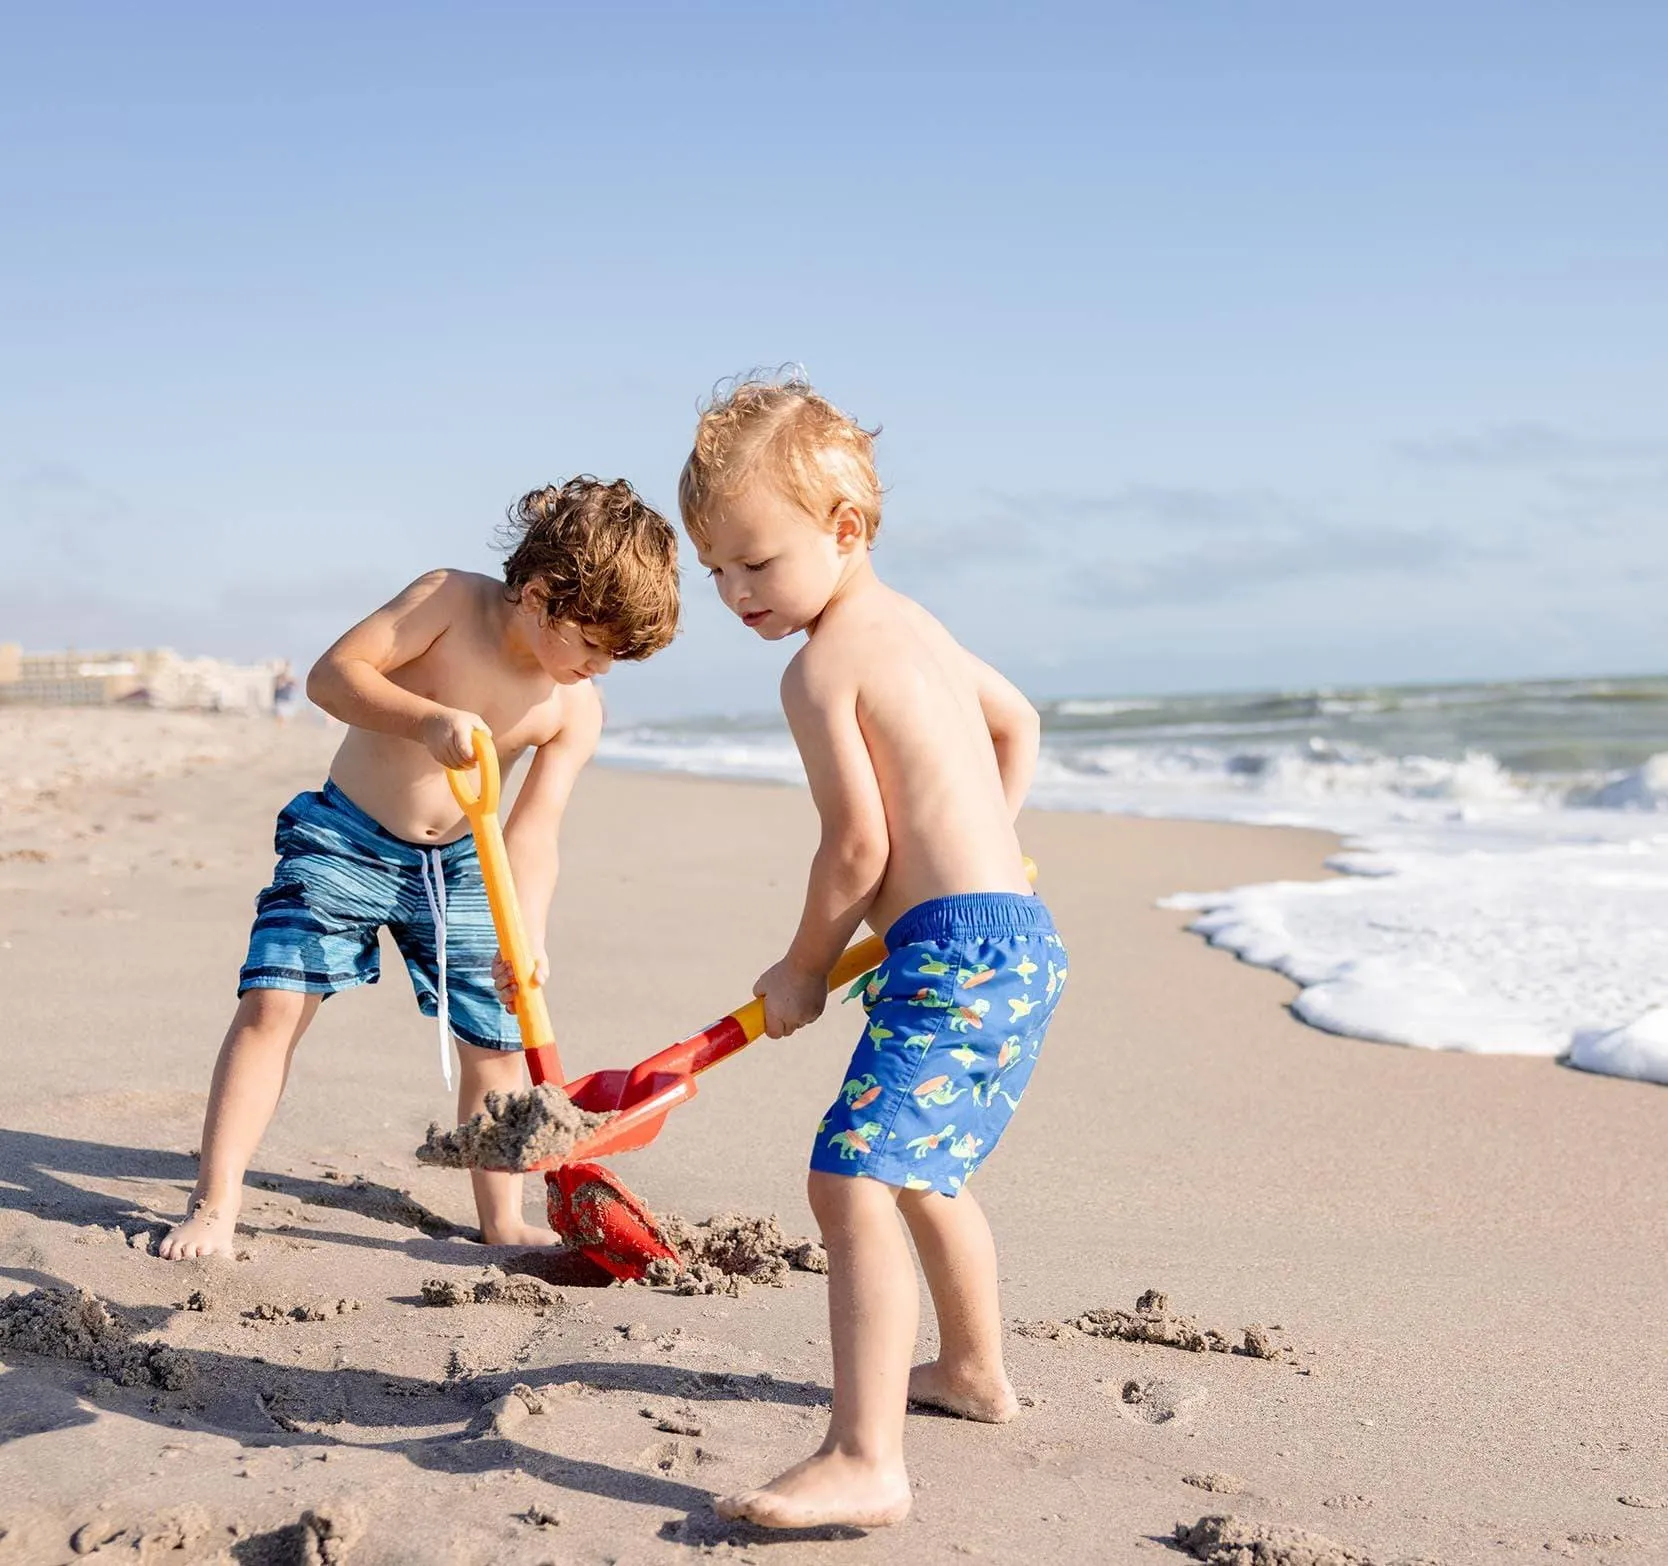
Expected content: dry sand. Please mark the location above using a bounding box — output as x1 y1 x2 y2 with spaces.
0 709 1665 1564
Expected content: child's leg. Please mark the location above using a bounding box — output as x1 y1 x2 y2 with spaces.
715 1172 916 1529
455 1041 558 1248
898 1185 1018 1423
161 989 319 1261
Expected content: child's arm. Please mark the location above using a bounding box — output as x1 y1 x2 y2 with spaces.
492 682 603 1001
306 571 486 767
965 651 1040 820
755 658 890 1039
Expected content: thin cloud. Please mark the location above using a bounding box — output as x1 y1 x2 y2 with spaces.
988 485 1298 531
1070 525 1495 609
1397 423 1668 469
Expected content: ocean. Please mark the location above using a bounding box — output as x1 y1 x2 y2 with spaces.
597 675 1668 1087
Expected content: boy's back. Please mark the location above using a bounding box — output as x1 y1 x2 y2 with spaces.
789 580 1032 940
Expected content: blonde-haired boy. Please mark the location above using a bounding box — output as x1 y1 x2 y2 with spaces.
681 374 1067 1528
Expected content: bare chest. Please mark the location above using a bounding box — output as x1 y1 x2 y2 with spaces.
391 633 562 751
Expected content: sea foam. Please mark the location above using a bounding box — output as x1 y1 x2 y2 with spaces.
600 681 1668 1087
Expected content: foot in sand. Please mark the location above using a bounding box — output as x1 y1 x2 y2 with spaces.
907 1359 1019 1423
714 1449 912 1530
159 1194 239 1260
479 1219 561 1249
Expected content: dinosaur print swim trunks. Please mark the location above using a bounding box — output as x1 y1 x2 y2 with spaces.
810 892 1067 1197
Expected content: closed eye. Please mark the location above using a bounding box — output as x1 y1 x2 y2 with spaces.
744 559 772 573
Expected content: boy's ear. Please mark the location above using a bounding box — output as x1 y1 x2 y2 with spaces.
831 500 867 553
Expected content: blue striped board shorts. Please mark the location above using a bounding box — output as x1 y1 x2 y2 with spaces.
239 781 522 1079
810 892 1068 1197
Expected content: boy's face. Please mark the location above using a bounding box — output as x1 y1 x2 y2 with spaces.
695 486 857 640
533 616 615 683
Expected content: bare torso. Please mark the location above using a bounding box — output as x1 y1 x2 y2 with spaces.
803 584 1033 937
326 574 569 841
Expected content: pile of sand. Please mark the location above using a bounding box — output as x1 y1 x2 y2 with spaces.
1019 1289 1287 1360
0 1286 193 1391
643 1212 829 1296
416 1083 612 1171
1174 1515 1376 1566
419 1267 570 1312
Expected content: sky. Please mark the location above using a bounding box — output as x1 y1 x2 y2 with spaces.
2 2 1664 720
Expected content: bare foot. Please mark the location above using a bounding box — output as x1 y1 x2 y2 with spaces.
907 1360 1019 1423
479 1219 561 1248
159 1194 239 1261
715 1449 912 1530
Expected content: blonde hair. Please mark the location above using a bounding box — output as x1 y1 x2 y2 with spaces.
678 369 882 548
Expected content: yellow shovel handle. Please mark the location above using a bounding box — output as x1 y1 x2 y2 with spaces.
446 727 557 1056
725 858 1038 1044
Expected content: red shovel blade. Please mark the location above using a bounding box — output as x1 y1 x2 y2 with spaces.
549 1161 677 1281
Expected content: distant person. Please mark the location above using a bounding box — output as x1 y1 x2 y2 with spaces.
271 660 300 720
161 479 680 1260
677 373 1067 1529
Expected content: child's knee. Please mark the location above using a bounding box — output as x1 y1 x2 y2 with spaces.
455 1040 525 1094
232 987 316 1040
808 1169 896 1228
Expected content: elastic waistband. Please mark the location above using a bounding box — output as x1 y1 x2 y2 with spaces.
320 779 476 861
885 891 1055 949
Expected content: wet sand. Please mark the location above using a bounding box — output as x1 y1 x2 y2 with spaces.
0 710 1664 1564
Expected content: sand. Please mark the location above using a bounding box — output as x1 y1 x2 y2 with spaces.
1 709 1666 1564
1030 1288 1292 1360
415 1083 613 1172
643 1212 830 1296
1174 1514 1376 1565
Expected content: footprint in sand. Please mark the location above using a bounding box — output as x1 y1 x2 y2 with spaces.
637 1438 716 1479
1182 1472 1247 1495
1117 1377 1207 1425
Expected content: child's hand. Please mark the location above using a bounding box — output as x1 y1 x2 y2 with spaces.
493 951 549 1012
423 709 491 769
754 957 828 1038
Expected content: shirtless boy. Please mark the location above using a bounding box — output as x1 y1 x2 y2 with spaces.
678 375 1068 1528
161 478 678 1260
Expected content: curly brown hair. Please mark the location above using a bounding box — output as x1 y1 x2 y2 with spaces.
501 477 679 661
678 369 882 549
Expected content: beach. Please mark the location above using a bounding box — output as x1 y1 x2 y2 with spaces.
1 710 1664 1565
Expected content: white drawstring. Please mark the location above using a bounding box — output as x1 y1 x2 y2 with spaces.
418 849 451 1089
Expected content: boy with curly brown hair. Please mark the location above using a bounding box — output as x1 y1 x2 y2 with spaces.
163 478 679 1260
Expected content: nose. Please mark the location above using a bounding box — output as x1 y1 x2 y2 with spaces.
718 576 750 616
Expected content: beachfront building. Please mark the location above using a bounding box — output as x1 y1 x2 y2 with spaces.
0 643 285 713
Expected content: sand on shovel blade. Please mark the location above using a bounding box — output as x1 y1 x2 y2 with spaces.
417 1083 613 1172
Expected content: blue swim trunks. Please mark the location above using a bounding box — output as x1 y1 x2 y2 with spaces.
239 782 522 1075
810 892 1067 1197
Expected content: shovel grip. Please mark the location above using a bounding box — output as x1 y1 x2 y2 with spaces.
445 727 559 1076
721 865 1035 1053
710 933 890 1057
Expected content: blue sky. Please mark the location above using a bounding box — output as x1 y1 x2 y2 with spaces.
2 3 1664 719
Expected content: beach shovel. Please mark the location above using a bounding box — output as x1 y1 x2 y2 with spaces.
444 726 894 1277
444 727 563 1089
539 864 1038 1279
543 935 891 1277
443 728 682 1276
